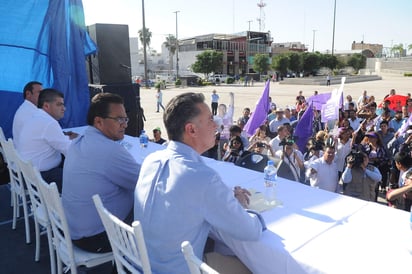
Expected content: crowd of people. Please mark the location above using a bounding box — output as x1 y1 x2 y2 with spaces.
201 88 412 211
8 80 412 273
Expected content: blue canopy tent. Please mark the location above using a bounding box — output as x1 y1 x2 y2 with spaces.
0 0 96 138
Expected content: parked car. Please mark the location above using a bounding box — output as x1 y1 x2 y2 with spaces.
139 79 155 87
208 74 234 84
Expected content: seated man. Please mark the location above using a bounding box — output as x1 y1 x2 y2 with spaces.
17 88 75 192
12 81 43 146
134 92 264 274
151 127 166 144
62 93 141 253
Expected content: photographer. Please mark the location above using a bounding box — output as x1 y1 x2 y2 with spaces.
222 136 249 163
341 150 382 201
276 138 304 183
247 140 275 157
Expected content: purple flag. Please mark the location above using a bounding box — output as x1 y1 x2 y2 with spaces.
244 80 270 136
294 101 314 152
307 93 331 110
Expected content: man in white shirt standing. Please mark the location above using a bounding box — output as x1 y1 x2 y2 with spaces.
17 88 77 192
12 81 43 146
308 140 339 192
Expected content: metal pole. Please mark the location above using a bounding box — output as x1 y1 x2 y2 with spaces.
141 0 148 88
331 0 336 56
246 20 252 74
173 11 180 79
312 30 317 52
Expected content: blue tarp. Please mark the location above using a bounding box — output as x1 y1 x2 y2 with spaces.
0 0 96 138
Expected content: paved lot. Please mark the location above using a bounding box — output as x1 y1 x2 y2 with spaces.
2 74 410 273
139 74 412 137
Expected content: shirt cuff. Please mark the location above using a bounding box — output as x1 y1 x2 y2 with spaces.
246 209 267 231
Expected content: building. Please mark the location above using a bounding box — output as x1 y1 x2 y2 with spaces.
351 41 383 58
178 31 272 76
271 42 307 55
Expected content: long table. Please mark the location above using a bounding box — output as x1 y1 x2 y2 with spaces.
69 127 412 273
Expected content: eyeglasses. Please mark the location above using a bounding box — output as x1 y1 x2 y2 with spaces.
232 141 241 145
104 116 129 124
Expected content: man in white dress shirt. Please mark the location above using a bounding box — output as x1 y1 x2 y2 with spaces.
12 81 43 146
17 88 76 192
308 139 339 192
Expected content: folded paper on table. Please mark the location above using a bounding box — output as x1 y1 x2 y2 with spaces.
247 189 281 212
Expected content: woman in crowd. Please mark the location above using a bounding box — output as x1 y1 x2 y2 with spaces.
248 124 271 154
359 131 390 200
222 136 248 163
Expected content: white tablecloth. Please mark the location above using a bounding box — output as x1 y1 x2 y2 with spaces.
67 127 412 273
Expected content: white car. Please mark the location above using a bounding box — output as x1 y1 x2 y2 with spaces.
208 74 233 84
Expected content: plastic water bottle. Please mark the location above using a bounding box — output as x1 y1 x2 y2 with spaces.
263 160 277 205
139 130 149 148
410 206 412 230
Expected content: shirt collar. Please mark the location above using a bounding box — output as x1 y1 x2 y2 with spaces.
167 141 203 163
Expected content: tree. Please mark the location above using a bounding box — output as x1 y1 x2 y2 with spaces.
302 52 321 75
320 54 338 71
138 27 152 49
252 53 270 75
347 53 366 73
271 55 289 77
288 53 302 75
391 43 404 58
191 50 223 78
163 34 177 74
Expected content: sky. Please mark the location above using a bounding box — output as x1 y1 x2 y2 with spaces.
81 0 411 54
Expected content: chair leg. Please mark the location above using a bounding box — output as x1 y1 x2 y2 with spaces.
34 219 40 261
56 253 63 274
46 225 56 274
22 196 31 244
12 192 17 230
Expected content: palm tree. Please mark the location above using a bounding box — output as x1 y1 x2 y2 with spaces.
391 43 404 58
138 27 152 50
163 35 177 74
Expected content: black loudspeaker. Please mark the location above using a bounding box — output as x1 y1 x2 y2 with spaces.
87 23 132 85
89 83 145 137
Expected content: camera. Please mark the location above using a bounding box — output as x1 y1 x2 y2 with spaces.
279 137 295 147
256 142 265 148
230 149 239 156
346 149 364 168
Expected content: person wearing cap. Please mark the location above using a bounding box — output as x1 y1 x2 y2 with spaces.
268 108 290 135
151 127 166 145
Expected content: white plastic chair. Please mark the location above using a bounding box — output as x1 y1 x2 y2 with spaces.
0 138 31 244
181 241 219 274
18 158 56 274
37 181 113 274
92 194 152 274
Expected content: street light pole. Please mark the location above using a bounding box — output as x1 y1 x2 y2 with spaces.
246 20 252 74
141 0 148 88
331 0 336 56
173 11 180 79
312 29 317 52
